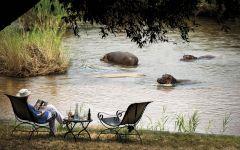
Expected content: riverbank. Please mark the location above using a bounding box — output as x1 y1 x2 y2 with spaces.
0 123 239 149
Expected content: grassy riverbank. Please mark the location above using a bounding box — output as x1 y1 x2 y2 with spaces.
0 123 239 150
0 0 69 77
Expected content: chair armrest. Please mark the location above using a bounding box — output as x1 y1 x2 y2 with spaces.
116 110 125 118
98 112 121 127
98 112 117 120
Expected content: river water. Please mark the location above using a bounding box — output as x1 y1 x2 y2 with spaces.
0 19 240 135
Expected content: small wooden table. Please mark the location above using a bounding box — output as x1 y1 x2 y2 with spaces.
63 118 92 142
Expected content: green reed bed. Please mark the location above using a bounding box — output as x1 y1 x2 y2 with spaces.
0 0 69 77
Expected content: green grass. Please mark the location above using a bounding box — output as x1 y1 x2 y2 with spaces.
0 123 239 150
0 0 69 77
221 113 232 134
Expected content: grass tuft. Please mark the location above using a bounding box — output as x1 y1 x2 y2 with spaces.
175 110 200 133
221 113 232 134
156 106 168 131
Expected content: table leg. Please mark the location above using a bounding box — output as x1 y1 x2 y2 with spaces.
64 122 77 142
77 122 91 140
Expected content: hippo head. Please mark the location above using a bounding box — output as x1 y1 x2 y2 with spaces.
157 74 178 84
100 54 109 62
180 55 197 61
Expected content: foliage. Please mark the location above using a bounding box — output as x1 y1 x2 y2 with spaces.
60 0 198 47
204 0 240 20
59 0 240 47
1 0 240 47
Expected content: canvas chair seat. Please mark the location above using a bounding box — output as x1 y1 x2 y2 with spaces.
101 117 121 127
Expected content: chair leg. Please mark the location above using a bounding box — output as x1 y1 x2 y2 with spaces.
116 127 142 143
115 127 131 142
28 126 38 141
28 125 54 140
133 129 142 144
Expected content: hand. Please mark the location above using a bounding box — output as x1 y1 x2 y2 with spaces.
38 111 45 116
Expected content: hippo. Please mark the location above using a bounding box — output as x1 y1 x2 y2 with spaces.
180 54 215 61
180 55 197 61
157 74 178 85
100 51 138 66
157 74 194 87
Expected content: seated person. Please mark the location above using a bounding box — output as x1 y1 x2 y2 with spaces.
16 89 64 135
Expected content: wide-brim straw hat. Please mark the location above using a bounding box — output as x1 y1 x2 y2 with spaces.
16 89 31 97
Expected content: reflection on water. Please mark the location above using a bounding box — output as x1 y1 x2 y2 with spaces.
0 19 240 135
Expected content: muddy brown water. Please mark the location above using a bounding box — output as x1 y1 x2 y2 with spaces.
0 19 240 135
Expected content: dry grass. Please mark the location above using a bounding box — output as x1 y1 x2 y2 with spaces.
0 123 239 150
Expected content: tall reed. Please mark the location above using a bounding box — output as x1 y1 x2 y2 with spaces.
156 106 168 131
146 115 155 131
204 119 213 134
0 0 69 77
221 113 232 133
175 114 186 132
188 111 200 132
18 0 66 31
175 111 200 133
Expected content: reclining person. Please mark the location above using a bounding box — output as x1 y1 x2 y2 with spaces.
16 89 64 136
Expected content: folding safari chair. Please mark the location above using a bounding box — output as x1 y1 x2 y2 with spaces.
5 94 55 140
97 101 152 143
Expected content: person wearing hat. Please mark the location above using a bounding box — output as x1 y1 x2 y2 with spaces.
16 89 64 135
